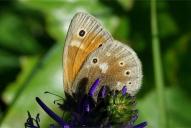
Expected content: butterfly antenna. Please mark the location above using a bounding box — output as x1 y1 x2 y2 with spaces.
44 91 64 99
44 91 64 105
53 99 63 104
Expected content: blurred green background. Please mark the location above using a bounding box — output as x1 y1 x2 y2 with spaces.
0 0 191 128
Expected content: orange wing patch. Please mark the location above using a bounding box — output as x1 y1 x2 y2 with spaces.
64 32 106 93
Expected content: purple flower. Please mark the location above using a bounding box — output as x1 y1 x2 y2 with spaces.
25 79 147 128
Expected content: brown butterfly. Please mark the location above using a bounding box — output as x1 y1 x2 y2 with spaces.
63 12 142 99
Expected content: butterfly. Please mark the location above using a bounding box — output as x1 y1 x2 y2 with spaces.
63 12 142 99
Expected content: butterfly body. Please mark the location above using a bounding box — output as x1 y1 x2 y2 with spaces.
63 12 142 99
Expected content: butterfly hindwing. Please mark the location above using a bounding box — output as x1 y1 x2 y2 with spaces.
72 40 142 97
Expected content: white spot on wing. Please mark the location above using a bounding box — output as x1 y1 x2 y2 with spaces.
106 52 111 56
70 40 84 49
116 81 121 88
99 63 108 73
116 81 123 90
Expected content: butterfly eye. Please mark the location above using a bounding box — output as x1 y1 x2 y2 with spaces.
92 58 98 64
119 61 125 66
79 30 86 37
128 81 132 85
98 44 102 48
125 70 131 76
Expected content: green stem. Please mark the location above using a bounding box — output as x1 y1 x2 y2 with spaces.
151 0 167 127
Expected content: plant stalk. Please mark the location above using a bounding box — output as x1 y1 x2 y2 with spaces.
151 0 167 127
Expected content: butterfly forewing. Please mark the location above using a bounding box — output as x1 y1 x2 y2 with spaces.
63 12 113 94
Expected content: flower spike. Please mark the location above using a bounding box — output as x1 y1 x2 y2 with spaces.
24 111 40 128
28 80 147 128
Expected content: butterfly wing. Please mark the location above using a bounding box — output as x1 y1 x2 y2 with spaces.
72 40 142 98
63 12 113 94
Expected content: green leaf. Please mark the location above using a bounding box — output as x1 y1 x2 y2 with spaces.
0 49 20 72
19 1 120 43
0 12 41 54
158 13 178 38
137 87 191 128
118 0 134 11
1 44 64 127
2 56 39 104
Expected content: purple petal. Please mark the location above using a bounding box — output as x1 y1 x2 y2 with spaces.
131 115 138 122
122 86 127 95
88 79 100 97
85 104 90 112
101 86 106 98
133 122 147 128
82 96 95 113
36 97 69 128
83 99 90 112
